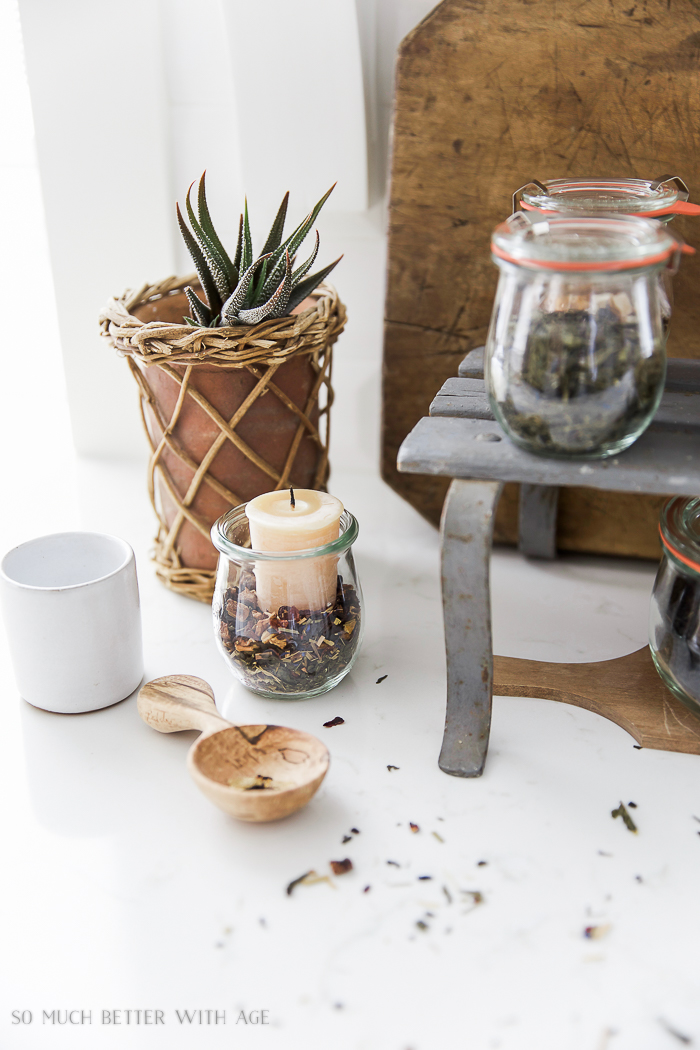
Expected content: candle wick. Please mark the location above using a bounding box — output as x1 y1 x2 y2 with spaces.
289 487 296 509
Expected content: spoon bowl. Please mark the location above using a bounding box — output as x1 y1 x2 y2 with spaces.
138 675 329 822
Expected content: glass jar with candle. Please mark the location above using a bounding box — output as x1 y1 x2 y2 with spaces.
649 496 700 716
513 176 700 336
211 497 363 699
486 212 688 458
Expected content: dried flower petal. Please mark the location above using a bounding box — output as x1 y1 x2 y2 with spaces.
330 858 353 876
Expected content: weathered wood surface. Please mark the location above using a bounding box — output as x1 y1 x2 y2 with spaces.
494 647 700 755
518 484 559 559
399 414 700 494
382 0 700 552
439 479 503 777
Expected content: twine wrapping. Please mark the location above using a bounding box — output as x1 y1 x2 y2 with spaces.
100 275 346 603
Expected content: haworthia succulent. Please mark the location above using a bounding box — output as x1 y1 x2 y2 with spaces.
239 251 293 323
185 286 212 327
185 182 231 300
220 253 273 325
176 175 339 326
176 203 222 316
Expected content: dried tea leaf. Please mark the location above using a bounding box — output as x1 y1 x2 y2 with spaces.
386 860 400 867
350 828 359 834
363 885 371 893
387 765 399 772
418 875 432 881
461 890 484 909
612 802 638 833
415 920 429 931
409 823 419 834
330 858 353 876
342 835 352 844
286 870 316 896
323 716 345 728
658 1018 693 1045
432 831 444 843
376 674 388 684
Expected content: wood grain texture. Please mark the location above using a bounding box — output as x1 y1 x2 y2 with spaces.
137 675 330 822
494 647 700 754
382 0 700 549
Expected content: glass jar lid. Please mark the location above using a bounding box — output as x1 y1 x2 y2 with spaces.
660 497 700 577
517 177 700 218
491 212 687 272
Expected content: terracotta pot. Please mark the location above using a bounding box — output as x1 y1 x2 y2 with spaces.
131 290 327 573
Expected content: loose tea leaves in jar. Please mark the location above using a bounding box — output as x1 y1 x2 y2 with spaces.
486 213 690 459
649 496 700 716
218 574 361 695
211 503 364 699
500 303 664 455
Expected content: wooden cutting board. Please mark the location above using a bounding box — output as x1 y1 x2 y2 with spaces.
382 0 700 556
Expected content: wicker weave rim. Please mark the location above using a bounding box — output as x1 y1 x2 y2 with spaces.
99 274 346 367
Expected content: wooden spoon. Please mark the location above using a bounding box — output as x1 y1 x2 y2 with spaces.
137 675 330 822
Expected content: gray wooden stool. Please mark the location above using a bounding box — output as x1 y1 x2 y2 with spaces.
397 351 700 777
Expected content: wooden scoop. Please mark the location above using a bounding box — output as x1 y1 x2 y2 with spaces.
137 675 330 822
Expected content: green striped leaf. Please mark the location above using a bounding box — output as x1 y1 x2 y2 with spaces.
260 192 289 256
197 172 236 284
285 256 342 313
184 286 212 327
185 182 230 300
176 203 222 315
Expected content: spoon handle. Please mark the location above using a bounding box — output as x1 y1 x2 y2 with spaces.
137 675 231 736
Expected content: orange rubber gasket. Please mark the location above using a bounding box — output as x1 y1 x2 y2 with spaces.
520 201 700 218
659 526 700 575
491 243 676 272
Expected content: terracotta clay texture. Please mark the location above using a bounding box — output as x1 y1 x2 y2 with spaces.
382 0 700 556
132 291 324 572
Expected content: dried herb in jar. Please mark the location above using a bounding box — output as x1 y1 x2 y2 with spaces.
499 306 664 456
217 574 361 696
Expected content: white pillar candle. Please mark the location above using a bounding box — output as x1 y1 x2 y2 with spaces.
245 489 344 613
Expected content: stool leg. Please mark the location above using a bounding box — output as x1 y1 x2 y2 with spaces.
439 479 503 778
518 484 559 559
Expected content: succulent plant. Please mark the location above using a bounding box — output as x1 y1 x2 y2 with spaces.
176 174 342 327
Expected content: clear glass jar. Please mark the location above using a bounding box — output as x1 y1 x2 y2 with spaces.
649 497 700 716
211 505 363 699
515 177 700 335
485 213 686 458
516 176 698 223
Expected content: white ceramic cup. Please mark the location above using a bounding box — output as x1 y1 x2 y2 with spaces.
0 532 144 713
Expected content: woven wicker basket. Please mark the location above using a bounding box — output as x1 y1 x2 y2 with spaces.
100 275 346 603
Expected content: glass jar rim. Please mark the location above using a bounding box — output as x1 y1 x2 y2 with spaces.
492 212 681 271
211 504 359 562
660 496 700 576
520 177 685 216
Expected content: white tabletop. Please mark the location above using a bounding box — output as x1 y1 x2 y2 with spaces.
2 453 699 1050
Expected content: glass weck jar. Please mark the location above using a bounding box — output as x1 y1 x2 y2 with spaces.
649 497 700 716
486 212 690 458
211 505 363 699
513 176 700 333
514 175 700 223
